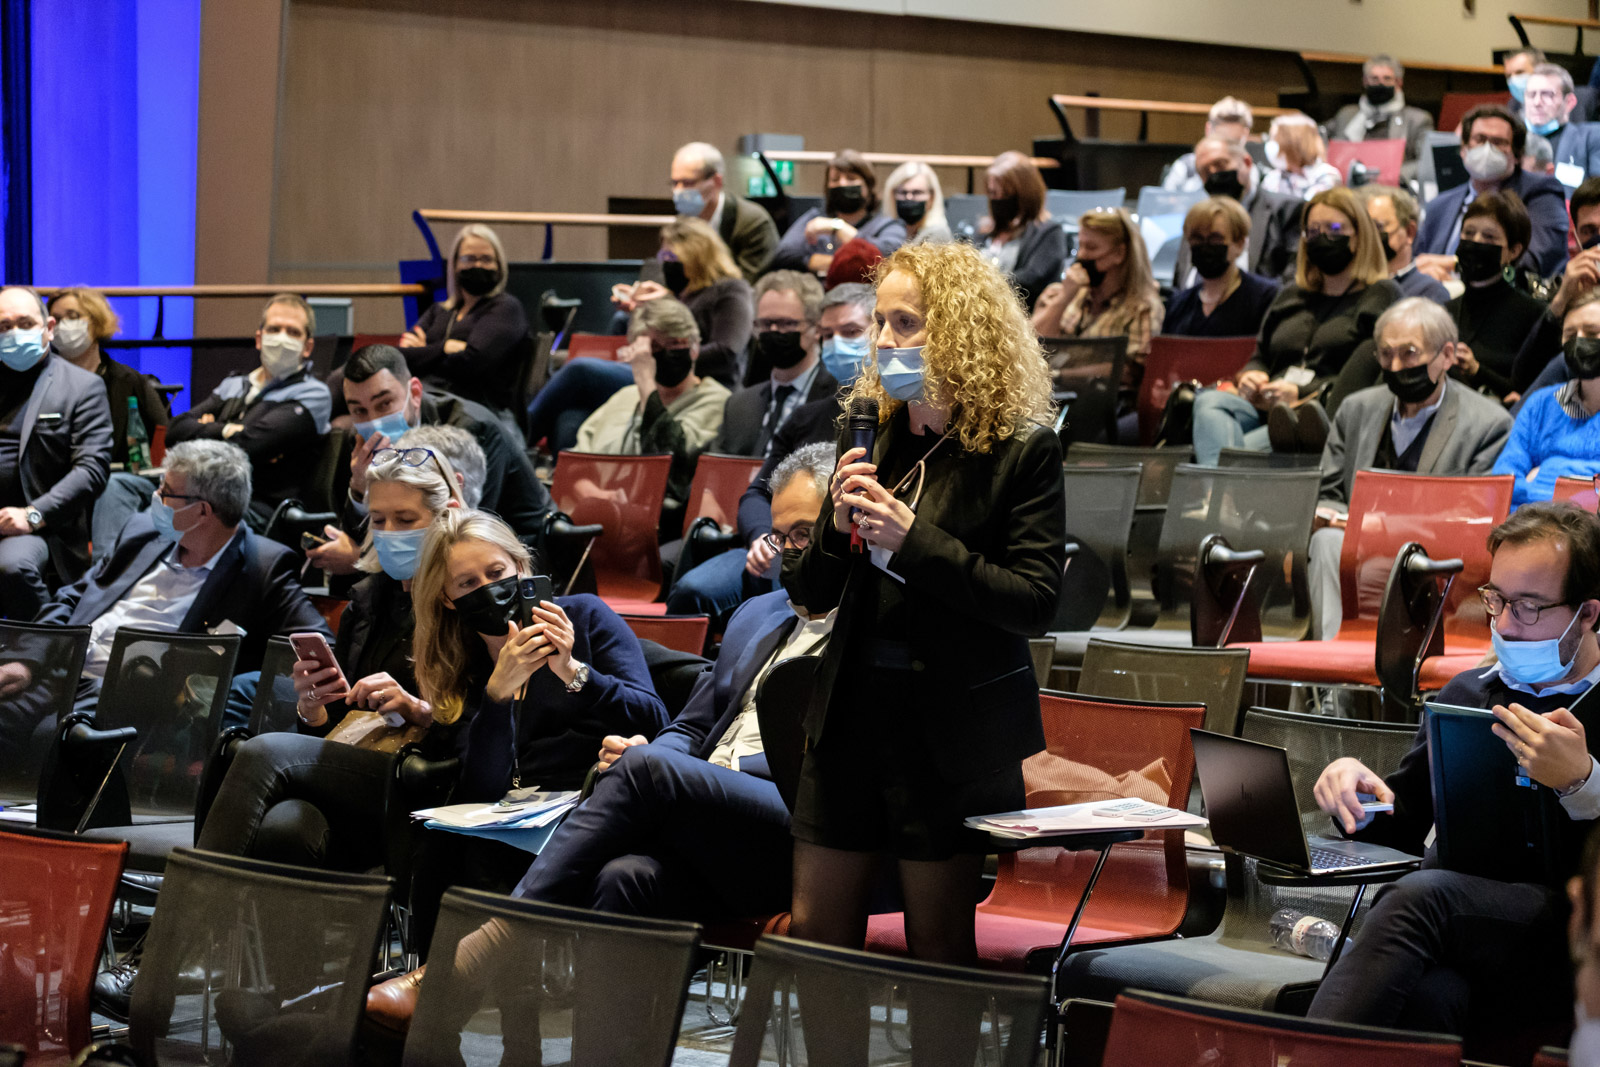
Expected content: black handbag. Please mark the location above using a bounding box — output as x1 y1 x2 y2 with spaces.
1155 381 1201 447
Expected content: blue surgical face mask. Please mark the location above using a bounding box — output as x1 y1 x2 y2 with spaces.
0 327 47 372
672 186 705 216
1490 607 1585 686
149 491 195 544
821 333 872 388
876 345 926 402
1508 73 1530 103
354 409 412 444
1533 117 1563 136
372 526 429 581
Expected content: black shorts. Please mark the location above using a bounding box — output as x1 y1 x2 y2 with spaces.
790 667 1023 862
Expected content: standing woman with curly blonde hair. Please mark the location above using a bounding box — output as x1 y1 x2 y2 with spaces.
787 240 1067 970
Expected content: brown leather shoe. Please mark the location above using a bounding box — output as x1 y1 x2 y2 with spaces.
366 965 425 1034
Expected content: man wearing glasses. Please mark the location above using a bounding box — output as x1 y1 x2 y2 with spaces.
1521 64 1600 191
502 443 835 920
1308 298 1512 638
1414 104 1570 278
1307 502 1600 1042
0 285 111 620
1 441 328 767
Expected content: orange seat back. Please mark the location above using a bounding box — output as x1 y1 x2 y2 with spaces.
681 453 764 539
621 614 710 656
1138 336 1255 445
551 451 672 602
567 333 629 361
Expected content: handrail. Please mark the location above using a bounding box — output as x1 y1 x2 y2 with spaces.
1048 94 1294 145
759 149 1059 169
1509 12 1600 53
1298 49 1504 76
33 283 426 298
415 209 675 227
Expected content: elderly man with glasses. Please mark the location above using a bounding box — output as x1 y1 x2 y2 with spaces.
1306 501 1600 1056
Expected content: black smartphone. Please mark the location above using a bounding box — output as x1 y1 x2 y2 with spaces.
300 530 330 552
517 574 556 627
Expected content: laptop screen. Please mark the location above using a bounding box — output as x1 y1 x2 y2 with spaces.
1191 729 1313 869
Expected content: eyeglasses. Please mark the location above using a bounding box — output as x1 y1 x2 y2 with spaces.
754 318 805 332
1478 586 1574 626
1466 134 1514 152
372 446 449 486
761 525 812 552
155 485 201 505
1524 88 1564 104
1376 344 1436 363
1302 222 1351 239
456 254 497 268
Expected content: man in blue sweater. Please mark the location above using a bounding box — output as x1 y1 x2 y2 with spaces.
1308 503 1600 1054
1494 289 1600 505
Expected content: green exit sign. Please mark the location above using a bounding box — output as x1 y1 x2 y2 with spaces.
746 159 795 197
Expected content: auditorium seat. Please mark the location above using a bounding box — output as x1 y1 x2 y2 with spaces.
0 827 127 1065
1138 335 1256 446
549 451 672 612
1055 464 1142 632
1228 472 1511 696
679 453 763 541
865 692 1203 972
1554 474 1598 512
619 614 710 657
1078 638 1250 738
194 636 302 836
565 332 629 361
0 620 91 804
1099 990 1461 1067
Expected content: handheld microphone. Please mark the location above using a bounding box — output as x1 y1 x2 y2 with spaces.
845 398 879 553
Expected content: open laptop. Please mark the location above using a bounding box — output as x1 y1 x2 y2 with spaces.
1191 729 1419 876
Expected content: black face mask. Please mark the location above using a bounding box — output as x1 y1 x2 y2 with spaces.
1189 242 1233 280
1076 256 1108 289
456 267 498 297
1364 83 1397 107
758 330 808 370
653 346 694 387
826 185 867 217
1382 361 1439 404
896 199 927 226
450 576 520 637
1585 233 1600 252
1455 239 1505 284
989 196 1019 232
779 546 806 603
1566 335 1600 380
661 259 689 295
1202 170 1245 201
1304 233 1356 276
1378 230 1398 262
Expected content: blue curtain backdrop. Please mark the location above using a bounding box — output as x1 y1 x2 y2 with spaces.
29 0 200 410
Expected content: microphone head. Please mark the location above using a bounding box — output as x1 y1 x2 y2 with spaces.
846 397 879 425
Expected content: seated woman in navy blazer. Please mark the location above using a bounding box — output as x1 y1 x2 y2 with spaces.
789 240 1067 965
1163 195 1281 338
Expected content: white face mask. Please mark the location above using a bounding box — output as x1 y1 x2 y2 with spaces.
1264 139 1285 171
260 332 305 379
1463 142 1513 184
53 318 92 359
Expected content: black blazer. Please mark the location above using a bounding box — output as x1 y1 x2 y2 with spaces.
35 512 332 674
713 364 838 457
13 355 112 583
1007 219 1069 310
736 391 844 545
794 410 1066 782
408 292 531 413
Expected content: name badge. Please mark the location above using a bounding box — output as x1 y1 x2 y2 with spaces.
869 545 905 584
1558 162 1586 189
1283 366 1315 388
36 412 62 422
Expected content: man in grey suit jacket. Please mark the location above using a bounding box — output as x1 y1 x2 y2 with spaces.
1172 138 1301 284
0 286 112 620
1526 64 1600 189
672 141 779 283
1309 298 1513 638
1325 54 1436 183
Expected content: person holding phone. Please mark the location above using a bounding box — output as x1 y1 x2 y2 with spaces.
787 240 1066 971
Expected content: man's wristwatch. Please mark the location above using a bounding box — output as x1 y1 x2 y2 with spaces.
23 507 42 532
565 661 591 694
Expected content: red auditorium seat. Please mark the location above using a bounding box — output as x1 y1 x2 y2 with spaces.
620 614 710 656
865 692 1203 970
680 453 763 540
1137 335 1256 445
566 333 629 361
1554 474 1599 513
1231 471 1511 690
549 452 671 612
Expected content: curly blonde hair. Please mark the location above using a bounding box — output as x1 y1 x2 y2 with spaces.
410 509 532 725
845 241 1055 454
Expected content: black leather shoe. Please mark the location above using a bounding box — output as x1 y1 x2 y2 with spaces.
1266 402 1298 453
1296 400 1331 454
93 944 141 1022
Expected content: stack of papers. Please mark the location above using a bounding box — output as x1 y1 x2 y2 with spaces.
0 803 37 825
968 800 1208 840
412 789 580 853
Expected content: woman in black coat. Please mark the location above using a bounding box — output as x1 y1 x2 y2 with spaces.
788 241 1067 966
979 150 1067 310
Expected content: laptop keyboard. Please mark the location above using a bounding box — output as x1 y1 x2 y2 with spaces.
1308 846 1368 871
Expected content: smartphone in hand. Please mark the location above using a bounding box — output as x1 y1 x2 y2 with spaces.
289 632 348 706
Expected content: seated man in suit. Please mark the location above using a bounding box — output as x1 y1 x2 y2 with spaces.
0 441 329 771
1414 105 1571 278
1523 64 1600 190
1308 502 1600 1055
165 293 332 528
574 296 730 536
671 141 780 284
0 285 111 620
666 284 870 617
1359 185 1451 304
1309 298 1513 639
1512 179 1600 396
1325 54 1435 182
303 344 551 576
711 270 834 460
1172 137 1300 284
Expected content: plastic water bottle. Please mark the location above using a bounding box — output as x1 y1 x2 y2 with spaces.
1269 908 1345 962
125 396 149 473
